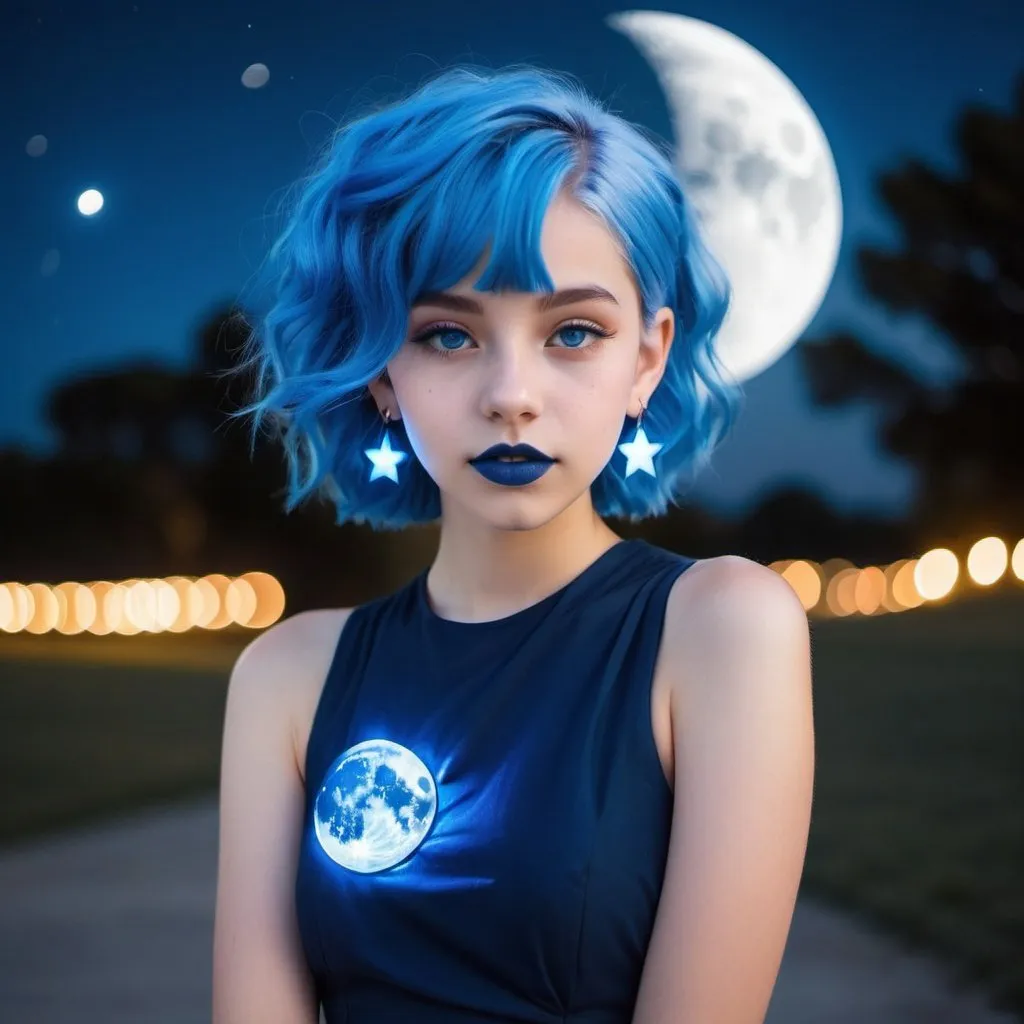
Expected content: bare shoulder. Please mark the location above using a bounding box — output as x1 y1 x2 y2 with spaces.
213 606 354 1020
663 554 811 691
231 606 355 782
668 553 807 618
632 555 814 1023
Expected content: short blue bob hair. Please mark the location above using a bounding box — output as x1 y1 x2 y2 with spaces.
233 63 744 529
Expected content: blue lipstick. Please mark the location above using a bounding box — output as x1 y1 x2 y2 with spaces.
469 443 555 488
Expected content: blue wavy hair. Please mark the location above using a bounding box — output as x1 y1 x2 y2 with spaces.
232 63 744 529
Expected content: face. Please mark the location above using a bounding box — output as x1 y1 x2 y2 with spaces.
369 191 675 532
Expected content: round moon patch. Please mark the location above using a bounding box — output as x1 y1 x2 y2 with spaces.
314 739 437 873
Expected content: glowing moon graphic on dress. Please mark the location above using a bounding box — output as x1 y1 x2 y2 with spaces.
314 739 437 873
608 11 843 382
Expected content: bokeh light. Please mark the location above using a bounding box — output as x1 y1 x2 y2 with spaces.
779 559 822 611
966 536 1008 586
1013 538 1024 582
241 62 270 89
915 548 960 601
76 189 104 216
853 566 887 616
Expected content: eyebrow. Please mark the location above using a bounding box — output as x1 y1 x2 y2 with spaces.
410 285 620 315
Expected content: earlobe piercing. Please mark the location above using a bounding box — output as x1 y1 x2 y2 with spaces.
365 407 408 484
617 397 663 479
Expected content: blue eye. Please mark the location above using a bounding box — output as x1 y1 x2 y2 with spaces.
556 325 592 348
435 328 470 352
411 320 612 358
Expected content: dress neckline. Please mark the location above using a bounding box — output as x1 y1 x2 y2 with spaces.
414 538 641 632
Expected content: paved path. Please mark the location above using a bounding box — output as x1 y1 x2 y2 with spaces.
0 797 1016 1024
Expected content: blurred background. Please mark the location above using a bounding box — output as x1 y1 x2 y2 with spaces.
1 0 1021 1021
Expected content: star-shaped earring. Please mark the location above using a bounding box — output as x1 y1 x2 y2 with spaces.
365 412 408 483
618 399 662 478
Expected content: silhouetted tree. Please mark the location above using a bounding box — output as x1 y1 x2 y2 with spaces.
12 303 438 599
801 75 1024 541
37 307 279 574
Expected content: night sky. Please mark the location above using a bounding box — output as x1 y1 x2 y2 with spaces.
5 0 1022 515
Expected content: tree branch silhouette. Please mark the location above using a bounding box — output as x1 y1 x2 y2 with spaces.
800 74 1024 538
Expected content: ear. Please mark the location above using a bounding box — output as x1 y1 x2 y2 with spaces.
631 306 674 416
366 370 402 421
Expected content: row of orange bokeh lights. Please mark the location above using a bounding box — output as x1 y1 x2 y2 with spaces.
0 572 285 636
0 535 1022 636
770 535 1024 617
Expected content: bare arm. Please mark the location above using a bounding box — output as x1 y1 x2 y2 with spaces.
212 613 326 1024
632 556 816 1024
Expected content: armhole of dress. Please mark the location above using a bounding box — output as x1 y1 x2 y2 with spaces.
302 605 367 797
639 557 697 802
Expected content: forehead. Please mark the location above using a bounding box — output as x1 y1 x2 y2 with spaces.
536 193 628 275
442 193 633 308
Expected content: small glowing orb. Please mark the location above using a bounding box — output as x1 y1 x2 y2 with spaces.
77 189 104 216
314 739 436 873
241 62 270 89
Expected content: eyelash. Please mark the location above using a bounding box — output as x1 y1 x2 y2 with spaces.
409 319 613 359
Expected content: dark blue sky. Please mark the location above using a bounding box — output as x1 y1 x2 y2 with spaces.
4 0 1021 515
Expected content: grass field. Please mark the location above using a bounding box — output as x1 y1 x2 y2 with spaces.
801 589 1024 1019
0 631 238 844
1 589 1022 1018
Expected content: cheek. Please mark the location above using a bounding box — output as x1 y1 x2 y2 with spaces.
577 361 634 424
567 379 633 465
394 385 459 474
397 405 439 466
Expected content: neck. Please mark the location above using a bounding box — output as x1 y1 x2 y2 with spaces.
425 494 623 623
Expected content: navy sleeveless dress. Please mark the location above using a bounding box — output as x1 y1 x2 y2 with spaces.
296 538 697 1023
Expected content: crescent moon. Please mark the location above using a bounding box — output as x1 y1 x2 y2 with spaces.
607 11 843 382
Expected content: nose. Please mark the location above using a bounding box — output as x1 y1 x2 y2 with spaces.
478 342 543 424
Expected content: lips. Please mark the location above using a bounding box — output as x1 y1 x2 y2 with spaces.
469 443 554 464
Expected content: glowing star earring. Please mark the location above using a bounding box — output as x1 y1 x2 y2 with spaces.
364 408 408 484
617 397 663 479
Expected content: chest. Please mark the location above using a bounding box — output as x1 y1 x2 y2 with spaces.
292 566 691 1017
293 618 678 794
296 679 675 1016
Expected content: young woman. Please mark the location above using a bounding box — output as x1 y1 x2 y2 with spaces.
212 64 815 1024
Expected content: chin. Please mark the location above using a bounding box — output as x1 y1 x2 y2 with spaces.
482 489 586 534
472 498 551 533
442 466 592 532
442 481 550 531
490 510 552 532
